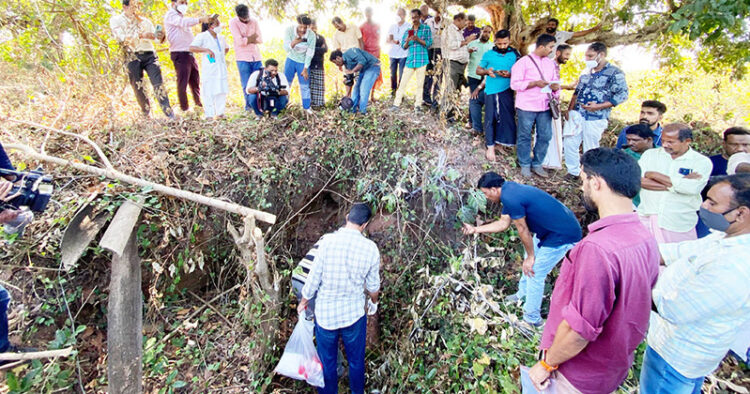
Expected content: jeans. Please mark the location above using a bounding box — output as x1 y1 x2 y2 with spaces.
284 57 311 109
389 57 406 93
248 94 288 116
517 109 553 168
315 315 367 394
468 77 484 133
126 52 173 117
514 236 575 324
170 51 202 111
351 64 381 114
0 285 10 352
237 60 263 111
639 345 704 394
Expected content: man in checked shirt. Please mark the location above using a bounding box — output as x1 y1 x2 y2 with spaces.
298 203 380 394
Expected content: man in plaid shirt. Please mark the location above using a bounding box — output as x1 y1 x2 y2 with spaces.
299 203 380 394
391 8 432 111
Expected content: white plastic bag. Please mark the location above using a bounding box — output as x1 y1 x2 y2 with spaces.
274 313 325 388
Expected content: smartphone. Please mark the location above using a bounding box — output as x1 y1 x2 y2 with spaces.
408 30 415 37
208 54 216 63
678 168 693 176
155 24 163 33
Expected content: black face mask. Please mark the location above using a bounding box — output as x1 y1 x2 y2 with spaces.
494 47 509 54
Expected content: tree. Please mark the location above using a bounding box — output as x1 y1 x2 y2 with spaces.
424 0 749 76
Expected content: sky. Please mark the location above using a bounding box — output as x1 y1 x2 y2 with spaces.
253 0 658 73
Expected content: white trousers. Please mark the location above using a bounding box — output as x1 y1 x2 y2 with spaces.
394 66 426 108
203 92 227 118
542 116 564 169
563 111 608 176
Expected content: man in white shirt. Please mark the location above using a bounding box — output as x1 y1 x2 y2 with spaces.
640 173 750 393
543 17 602 58
110 0 173 118
443 13 476 91
638 124 713 243
387 9 410 96
299 203 380 394
245 59 289 118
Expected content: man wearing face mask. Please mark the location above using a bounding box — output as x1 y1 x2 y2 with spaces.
543 17 602 59
640 173 750 393
637 124 713 243
229 4 262 112
110 0 174 119
614 100 667 149
563 42 629 179
164 0 211 113
476 29 520 161
526 148 658 393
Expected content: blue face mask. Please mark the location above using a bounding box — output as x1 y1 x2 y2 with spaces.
698 206 738 232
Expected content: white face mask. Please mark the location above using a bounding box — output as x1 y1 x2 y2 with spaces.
213 26 222 34
176 4 187 14
584 55 599 70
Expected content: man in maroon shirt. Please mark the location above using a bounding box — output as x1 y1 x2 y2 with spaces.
360 7 382 98
526 148 659 393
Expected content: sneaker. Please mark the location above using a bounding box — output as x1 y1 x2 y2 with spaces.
532 167 549 178
520 167 532 178
504 294 521 304
305 108 314 115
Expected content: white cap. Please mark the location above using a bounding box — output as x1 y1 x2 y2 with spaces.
727 152 750 175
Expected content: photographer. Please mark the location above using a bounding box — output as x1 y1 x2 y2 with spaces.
246 59 289 117
329 48 381 114
0 143 36 235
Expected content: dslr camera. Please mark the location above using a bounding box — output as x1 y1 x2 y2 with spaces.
343 73 355 87
258 73 286 112
0 168 53 213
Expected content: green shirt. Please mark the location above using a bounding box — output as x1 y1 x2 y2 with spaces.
625 148 643 206
467 40 493 80
284 26 317 69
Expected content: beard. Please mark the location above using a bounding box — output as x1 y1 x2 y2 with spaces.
546 27 556 34
581 193 598 213
480 36 490 43
556 56 567 64
639 118 657 127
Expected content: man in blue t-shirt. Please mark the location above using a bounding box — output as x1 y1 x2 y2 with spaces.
614 100 666 149
475 29 519 162
463 172 582 327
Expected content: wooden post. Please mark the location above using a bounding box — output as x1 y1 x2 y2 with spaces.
103 201 143 394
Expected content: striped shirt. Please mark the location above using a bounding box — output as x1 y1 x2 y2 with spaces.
301 228 380 330
648 231 750 378
401 23 432 69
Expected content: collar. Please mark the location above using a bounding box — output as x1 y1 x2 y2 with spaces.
591 62 611 74
587 212 641 233
338 227 363 236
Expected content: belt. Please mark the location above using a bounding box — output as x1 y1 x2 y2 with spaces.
450 59 468 65
134 51 154 56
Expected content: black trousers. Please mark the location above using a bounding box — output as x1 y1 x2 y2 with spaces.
422 48 442 105
126 52 173 117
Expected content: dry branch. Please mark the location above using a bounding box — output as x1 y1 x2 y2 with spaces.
5 143 276 224
0 347 73 360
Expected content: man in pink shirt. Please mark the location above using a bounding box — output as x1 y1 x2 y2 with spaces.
164 0 210 112
229 4 263 112
525 148 659 394
510 34 560 178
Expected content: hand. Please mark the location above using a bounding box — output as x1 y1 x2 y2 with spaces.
498 70 510 78
199 16 212 24
155 31 165 41
529 362 553 391
206 49 216 59
301 68 309 80
467 33 477 41
532 80 548 88
394 40 400 45
470 88 481 99
0 209 20 225
487 67 497 78
582 102 600 111
291 37 303 47
684 172 701 180
550 83 561 91
522 255 535 277
297 298 309 315
468 47 477 53
462 223 477 235
139 32 156 40
563 110 570 121
0 179 14 201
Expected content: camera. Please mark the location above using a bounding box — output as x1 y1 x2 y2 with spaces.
259 75 281 97
0 168 53 213
343 73 355 87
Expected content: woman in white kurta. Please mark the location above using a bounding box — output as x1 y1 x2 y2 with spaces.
189 18 229 119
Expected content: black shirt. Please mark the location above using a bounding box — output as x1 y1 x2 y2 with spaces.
310 33 327 70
